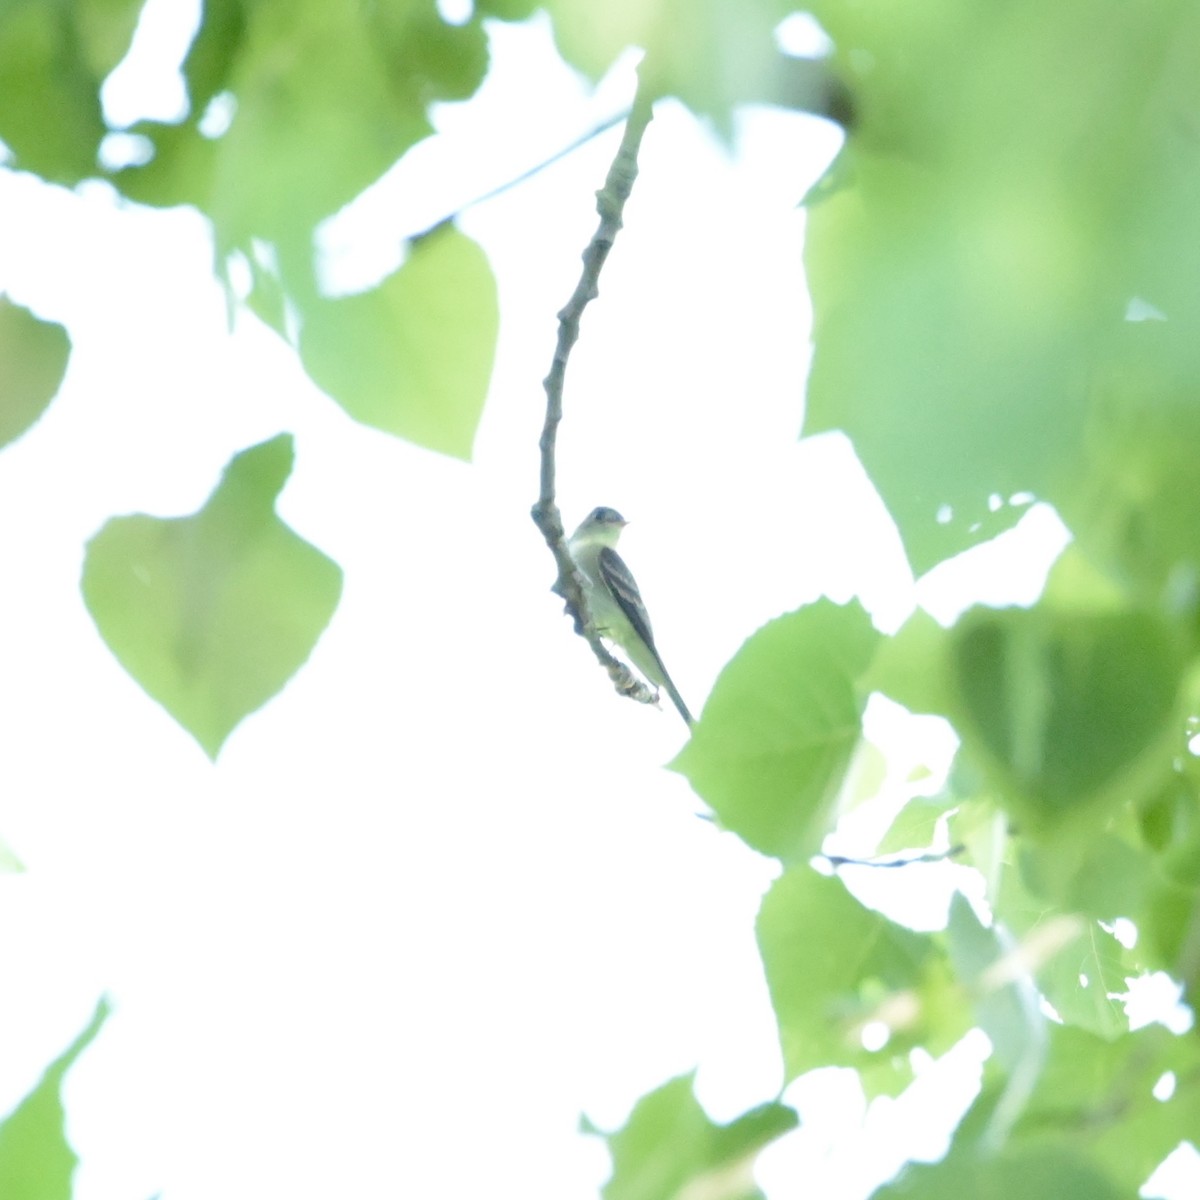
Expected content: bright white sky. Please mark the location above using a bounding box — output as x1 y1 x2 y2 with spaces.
0 4 1194 1199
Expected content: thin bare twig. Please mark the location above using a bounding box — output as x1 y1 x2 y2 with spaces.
821 844 967 870
531 68 657 706
407 112 630 244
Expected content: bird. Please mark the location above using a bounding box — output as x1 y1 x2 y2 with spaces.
566 506 693 726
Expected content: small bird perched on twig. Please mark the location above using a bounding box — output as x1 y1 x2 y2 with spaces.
567 506 693 727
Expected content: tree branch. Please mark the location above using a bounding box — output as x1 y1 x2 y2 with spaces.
821 845 967 870
406 112 629 244
531 68 658 707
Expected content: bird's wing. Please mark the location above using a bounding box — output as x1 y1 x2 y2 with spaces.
598 546 694 726
598 546 657 648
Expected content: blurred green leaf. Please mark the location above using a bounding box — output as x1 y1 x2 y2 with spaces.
877 794 952 856
802 0 1200 575
544 0 795 126
1140 768 1200 886
838 737 889 813
206 0 430 284
1060 322 1200 605
76 0 146 79
1019 835 1152 925
0 299 70 449
864 608 954 718
946 894 1048 1078
871 1143 1124 1200
300 226 497 459
475 0 540 18
375 6 489 103
115 0 468 291
1010 1023 1200 1194
1138 877 1200 1004
757 868 947 1090
113 117 220 212
945 796 1008 891
802 149 1090 576
0 3 114 182
993 850 1132 1040
672 601 878 861
178 0 247 115
81 434 343 758
242 255 289 340
0 998 109 1200
591 1073 796 1200
947 606 1183 831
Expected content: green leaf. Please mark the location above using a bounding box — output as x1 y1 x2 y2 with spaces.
944 795 1008 891
1138 876 1200 1002
178 0 248 116
543 0 795 126
374 7 489 104
947 606 1183 832
0 4 108 183
115 0 446 293
475 0 539 18
945 894 1047 1078
871 1143 1124 1200
76 0 146 79
0 299 70 449
1140 769 1200 888
81 435 343 758
591 1074 797 1200
838 737 889 814
207 0 430 263
996 826 1200 1028
757 868 945 1090
801 1 1200 575
802 149 1090 577
877 794 952 856
993 851 1132 1040
1010 1023 1200 1195
1059 321 1200 605
0 998 109 1200
863 607 954 718
300 226 498 460
672 600 879 861
1019 835 1153 925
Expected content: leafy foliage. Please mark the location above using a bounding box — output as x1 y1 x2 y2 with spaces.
803 0 1200 577
666 0 1200 1193
0 0 501 468
2 0 1200 1197
758 869 953 1095
299 225 497 459
0 0 140 183
0 1000 108 1200
587 1073 797 1200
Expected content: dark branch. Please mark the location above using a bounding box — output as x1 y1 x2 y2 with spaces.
407 112 629 244
531 67 658 707
821 844 967 870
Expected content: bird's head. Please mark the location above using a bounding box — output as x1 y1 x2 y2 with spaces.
570 506 628 548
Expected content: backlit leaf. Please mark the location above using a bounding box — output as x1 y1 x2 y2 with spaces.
82 435 342 758
672 600 878 861
0 299 70 449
